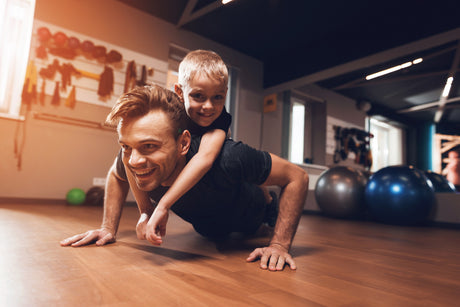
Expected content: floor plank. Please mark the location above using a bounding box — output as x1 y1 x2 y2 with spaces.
1 202 459 306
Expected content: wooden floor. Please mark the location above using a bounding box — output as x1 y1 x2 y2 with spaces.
1 202 459 307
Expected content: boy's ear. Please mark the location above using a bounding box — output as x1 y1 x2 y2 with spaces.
177 129 191 156
174 84 183 101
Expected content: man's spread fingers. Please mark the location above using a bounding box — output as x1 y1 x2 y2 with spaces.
246 248 262 262
285 255 297 270
71 232 96 247
60 233 86 246
96 233 113 246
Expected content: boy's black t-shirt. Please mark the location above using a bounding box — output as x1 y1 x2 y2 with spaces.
187 107 232 136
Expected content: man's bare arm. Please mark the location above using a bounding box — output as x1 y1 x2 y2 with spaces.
247 153 308 270
60 159 130 247
265 154 309 250
100 161 130 235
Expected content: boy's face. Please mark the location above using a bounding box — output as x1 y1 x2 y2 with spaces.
176 73 227 127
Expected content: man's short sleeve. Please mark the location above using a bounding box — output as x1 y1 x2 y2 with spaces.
115 149 127 181
217 140 272 185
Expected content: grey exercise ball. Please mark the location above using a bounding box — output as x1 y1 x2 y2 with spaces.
315 166 368 218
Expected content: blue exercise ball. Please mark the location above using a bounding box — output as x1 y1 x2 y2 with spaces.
424 171 456 193
365 166 435 225
315 166 368 218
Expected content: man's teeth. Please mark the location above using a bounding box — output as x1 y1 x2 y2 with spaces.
135 169 153 176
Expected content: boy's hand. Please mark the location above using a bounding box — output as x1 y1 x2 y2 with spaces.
146 207 169 245
136 213 150 240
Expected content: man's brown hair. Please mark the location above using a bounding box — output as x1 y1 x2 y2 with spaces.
106 84 189 138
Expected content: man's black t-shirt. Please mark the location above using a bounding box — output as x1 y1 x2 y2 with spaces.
116 137 272 237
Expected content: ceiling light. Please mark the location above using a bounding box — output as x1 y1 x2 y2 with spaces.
441 77 453 98
365 58 423 80
222 0 233 4
366 62 412 80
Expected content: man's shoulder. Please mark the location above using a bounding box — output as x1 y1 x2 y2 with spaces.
216 139 272 184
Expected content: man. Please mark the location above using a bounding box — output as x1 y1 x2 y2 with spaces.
444 146 460 191
61 84 309 271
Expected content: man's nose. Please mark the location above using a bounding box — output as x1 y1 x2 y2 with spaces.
129 150 146 166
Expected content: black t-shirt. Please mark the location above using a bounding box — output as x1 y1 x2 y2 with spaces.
187 107 232 136
116 137 272 236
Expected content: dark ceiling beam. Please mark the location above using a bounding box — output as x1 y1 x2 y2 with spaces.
177 0 223 27
367 103 421 126
334 45 459 90
334 70 453 90
434 40 460 123
398 96 460 114
264 28 460 95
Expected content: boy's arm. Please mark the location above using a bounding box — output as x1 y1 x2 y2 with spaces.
126 170 155 216
158 128 226 210
125 170 157 240
145 129 226 245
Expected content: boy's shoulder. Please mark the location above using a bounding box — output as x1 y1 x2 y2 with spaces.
188 107 231 136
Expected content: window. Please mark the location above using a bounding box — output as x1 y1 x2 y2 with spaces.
368 117 405 172
289 100 305 164
0 0 36 119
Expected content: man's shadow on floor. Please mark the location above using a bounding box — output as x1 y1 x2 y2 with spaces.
117 228 321 263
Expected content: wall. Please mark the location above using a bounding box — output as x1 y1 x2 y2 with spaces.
261 83 367 168
0 0 263 200
259 93 283 155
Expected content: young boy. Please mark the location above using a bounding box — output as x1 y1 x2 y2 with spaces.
129 50 234 245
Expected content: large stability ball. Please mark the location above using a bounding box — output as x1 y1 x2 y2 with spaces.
315 166 368 218
365 166 435 225
424 171 456 193
85 186 105 206
66 188 86 205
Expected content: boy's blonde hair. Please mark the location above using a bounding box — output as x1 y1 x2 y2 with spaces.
178 50 228 89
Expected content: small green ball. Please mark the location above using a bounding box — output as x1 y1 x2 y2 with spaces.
66 188 86 205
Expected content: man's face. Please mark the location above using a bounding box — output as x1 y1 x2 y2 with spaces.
118 110 185 191
178 73 227 127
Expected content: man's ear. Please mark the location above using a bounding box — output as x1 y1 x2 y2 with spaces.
177 129 191 156
174 84 183 101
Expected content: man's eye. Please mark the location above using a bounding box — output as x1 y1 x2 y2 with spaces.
121 145 131 151
142 144 157 151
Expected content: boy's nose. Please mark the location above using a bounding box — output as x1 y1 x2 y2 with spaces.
202 99 214 110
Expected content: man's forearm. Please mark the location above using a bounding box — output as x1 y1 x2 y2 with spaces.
101 168 130 235
269 165 309 250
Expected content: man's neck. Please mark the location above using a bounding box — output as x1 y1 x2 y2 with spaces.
161 157 187 187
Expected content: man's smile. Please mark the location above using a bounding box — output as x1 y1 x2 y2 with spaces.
132 167 156 179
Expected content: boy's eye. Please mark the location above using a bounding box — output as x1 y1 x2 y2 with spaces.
213 94 225 101
190 93 206 102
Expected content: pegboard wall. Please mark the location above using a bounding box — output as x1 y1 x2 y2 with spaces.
27 20 168 109
326 116 364 157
